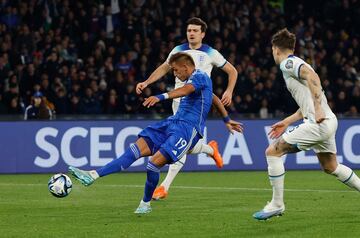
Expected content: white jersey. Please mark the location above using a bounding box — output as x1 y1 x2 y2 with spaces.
279 55 336 123
166 43 227 103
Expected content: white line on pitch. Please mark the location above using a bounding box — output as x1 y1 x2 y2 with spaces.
0 183 355 193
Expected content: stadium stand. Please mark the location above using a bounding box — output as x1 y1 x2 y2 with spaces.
0 0 359 118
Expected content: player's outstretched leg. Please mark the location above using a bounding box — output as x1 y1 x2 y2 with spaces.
318 152 360 191
69 141 146 186
253 155 286 220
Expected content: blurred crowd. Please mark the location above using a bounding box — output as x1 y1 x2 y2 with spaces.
0 0 359 119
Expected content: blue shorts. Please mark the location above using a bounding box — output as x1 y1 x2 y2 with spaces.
138 119 201 163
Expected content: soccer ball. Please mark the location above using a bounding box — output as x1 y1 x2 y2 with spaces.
48 173 72 198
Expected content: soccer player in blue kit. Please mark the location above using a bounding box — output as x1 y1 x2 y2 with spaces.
69 52 242 214
136 17 238 200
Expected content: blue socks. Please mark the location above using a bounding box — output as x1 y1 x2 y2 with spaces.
143 161 160 202
96 143 141 177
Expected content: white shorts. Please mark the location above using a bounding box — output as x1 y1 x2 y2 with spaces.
282 117 338 154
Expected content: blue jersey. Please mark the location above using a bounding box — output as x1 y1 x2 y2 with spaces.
168 69 213 137
138 69 212 162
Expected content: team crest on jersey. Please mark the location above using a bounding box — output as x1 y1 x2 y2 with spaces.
199 55 205 62
285 60 293 69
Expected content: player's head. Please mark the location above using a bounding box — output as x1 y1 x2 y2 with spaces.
271 28 296 64
169 52 195 81
186 17 207 46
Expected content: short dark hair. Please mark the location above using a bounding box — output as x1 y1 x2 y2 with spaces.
168 52 195 66
186 17 207 32
271 28 296 51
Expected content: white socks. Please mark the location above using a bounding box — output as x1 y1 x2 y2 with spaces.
190 142 214 156
89 170 99 179
160 155 187 191
265 159 360 210
332 164 360 191
267 156 285 207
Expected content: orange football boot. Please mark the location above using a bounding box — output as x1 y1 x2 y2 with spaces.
208 140 223 168
152 186 168 200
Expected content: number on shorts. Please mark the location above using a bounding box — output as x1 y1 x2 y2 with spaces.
175 137 187 150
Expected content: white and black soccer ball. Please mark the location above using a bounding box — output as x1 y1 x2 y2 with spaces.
48 173 72 198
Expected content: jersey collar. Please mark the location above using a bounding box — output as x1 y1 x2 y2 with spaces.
187 43 210 52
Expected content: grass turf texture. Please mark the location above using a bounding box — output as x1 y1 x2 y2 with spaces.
0 171 359 238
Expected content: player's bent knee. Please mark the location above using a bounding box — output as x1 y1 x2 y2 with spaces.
320 158 337 174
265 145 279 157
318 153 338 174
150 150 170 168
321 163 337 174
265 146 272 156
322 166 335 174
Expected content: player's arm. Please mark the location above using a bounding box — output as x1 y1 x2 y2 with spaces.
299 65 325 123
220 62 238 106
143 84 195 108
212 94 243 134
268 109 303 139
136 62 171 94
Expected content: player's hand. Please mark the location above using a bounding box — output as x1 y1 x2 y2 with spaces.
315 107 325 123
221 90 232 106
226 120 243 134
143 96 160 108
136 81 148 95
268 120 289 139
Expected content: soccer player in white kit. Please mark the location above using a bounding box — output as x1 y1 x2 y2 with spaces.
136 17 238 200
253 28 360 220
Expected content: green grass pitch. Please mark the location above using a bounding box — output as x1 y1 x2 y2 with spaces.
0 171 359 238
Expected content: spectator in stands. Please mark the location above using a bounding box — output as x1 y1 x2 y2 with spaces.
0 0 358 118
78 87 102 114
24 91 52 120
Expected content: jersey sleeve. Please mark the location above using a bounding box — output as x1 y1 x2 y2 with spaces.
210 48 227 68
186 73 206 92
280 57 304 79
